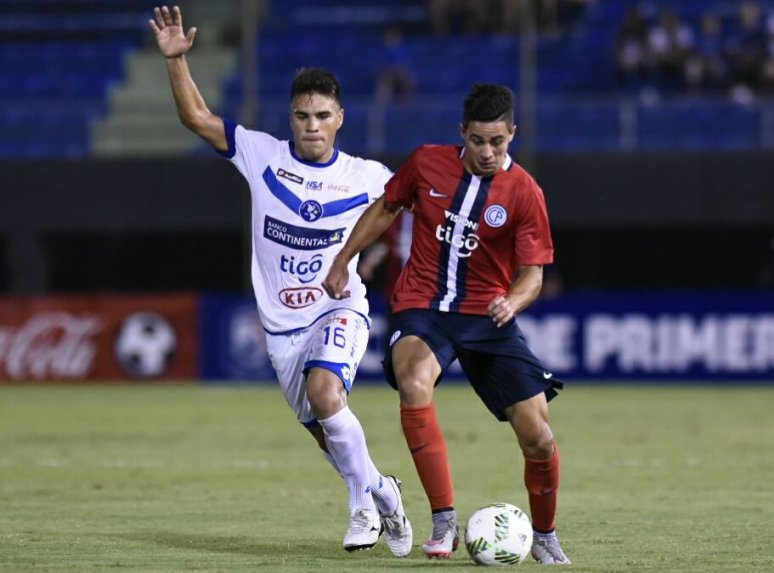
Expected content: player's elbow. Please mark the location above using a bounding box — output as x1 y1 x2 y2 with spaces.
178 108 211 134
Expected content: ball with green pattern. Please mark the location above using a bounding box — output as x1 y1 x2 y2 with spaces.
465 503 533 566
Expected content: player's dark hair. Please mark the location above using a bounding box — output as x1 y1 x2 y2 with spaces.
462 83 514 128
291 67 342 106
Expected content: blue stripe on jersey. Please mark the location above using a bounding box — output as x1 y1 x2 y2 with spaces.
263 167 303 212
318 194 369 216
431 170 472 310
262 167 369 220
448 176 493 312
216 118 238 158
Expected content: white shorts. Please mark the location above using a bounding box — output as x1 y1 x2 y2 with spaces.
266 309 369 426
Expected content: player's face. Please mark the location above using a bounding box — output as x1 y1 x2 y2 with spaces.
460 120 515 177
289 93 344 163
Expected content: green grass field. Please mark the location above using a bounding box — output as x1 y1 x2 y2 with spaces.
1 384 772 572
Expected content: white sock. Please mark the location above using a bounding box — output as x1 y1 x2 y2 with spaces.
367 467 400 515
318 406 377 513
323 450 397 515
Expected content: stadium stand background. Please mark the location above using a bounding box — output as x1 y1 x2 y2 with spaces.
1 0 773 295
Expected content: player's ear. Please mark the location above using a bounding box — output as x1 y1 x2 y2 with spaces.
336 107 344 130
458 122 466 140
508 123 517 142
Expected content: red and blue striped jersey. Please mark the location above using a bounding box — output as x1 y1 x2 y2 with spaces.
384 144 554 316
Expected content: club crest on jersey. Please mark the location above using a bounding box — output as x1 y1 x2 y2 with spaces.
276 168 303 185
279 286 323 309
484 204 508 228
300 200 323 222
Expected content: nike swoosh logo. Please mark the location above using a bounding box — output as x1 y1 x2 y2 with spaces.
410 444 427 455
429 189 447 198
543 372 553 379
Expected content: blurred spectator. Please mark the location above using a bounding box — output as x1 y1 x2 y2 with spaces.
427 0 592 37
499 0 594 36
725 0 767 103
374 25 417 107
614 5 649 90
684 12 729 94
761 17 774 93
536 0 596 36
426 0 490 37
647 8 694 92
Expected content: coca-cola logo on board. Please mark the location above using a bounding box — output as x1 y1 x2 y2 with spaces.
0 312 103 380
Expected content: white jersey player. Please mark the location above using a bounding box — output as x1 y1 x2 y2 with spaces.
150 5 412 556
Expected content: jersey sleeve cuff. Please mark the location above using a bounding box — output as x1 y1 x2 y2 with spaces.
215 118 238 158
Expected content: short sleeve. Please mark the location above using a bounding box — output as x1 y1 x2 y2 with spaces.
384 147 421 208
364 160 394 203
218 122 282 182
514 177 554 265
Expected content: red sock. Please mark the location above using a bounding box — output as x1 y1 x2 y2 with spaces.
400 403 454 511
524 441 560 533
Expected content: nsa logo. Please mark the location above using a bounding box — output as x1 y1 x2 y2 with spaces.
300 200 323 222
306 180 323 191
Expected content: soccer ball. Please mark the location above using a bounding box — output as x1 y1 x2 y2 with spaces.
114 312 177 378
465 503 533 566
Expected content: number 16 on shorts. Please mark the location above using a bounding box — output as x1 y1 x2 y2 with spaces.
309 311 369 389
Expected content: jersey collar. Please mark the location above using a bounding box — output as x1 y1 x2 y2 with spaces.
288 141 339 167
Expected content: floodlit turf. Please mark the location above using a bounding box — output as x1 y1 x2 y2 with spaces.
1 383 772 572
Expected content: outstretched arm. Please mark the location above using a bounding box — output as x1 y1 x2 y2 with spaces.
148 5 227 151
322 196 403 299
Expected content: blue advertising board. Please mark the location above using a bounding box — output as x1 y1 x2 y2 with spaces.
200 292 774 382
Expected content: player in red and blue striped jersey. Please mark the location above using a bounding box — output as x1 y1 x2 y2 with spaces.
324 83 570 564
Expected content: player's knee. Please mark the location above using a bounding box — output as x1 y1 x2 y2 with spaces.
307 384 347 419
521 436 555 460
396 375 434 405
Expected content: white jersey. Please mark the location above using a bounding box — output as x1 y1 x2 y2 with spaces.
221 121 391 334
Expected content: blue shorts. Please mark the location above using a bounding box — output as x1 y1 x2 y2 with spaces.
383 309 563 421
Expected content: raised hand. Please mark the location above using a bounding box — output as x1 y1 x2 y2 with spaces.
149 5 197 58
